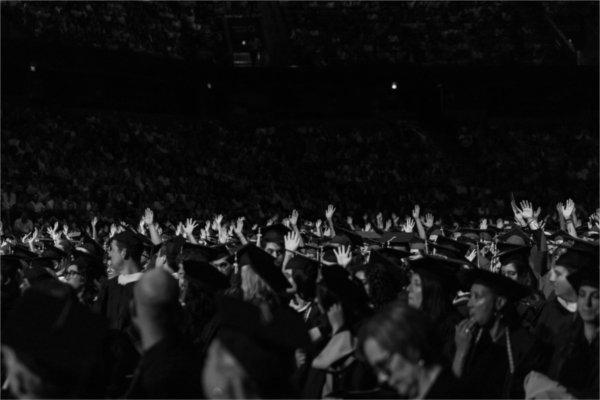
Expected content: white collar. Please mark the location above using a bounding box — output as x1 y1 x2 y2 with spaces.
556 296 577 313
117 272 143 286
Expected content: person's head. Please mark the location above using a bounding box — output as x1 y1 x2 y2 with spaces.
501 260 538 290
109 231 143 272
567 266 599 325
550 249 591 302
64 259 93 293
131 269 181 334
240 265 278 307
467 283 507 326
263 241 283 267
365 263 402 311
358 302 442 398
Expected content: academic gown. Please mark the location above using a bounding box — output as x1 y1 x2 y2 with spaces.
94 276 136 331
425 367 465 399
547 318 599 399
533 294 578 361
460 325 546 399
125 334 204 399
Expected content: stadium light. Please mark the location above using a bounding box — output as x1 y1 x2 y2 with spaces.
391 81 397 90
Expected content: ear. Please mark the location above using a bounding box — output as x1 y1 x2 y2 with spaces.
495 295 507 312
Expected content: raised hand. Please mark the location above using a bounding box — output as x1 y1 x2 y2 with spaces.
496 218 504 229
364 222 372 232
215 214 223 227
325 204 336 220
282 218 291 229
110 223 118 238
391 213 400 227
402 217 415 233
142 208 154 226
333 245 352 268
534 207 542 219
183 218 198 237
346 216 353 227
520 200 534 220
175 222 184 237
234 217 245 235
384 219 392 231
91 216 98 227
289 209 299 227
479 218 488 230
376 212 384 229
204 220 211 233
412 205 420 219
138 218 146 234
466 248 477 262
323 227 332 237
511 200 526 226
284 231 301 252
315 219 323 230
561 199 575 220
422 213 434 229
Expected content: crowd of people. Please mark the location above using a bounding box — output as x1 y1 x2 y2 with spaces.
1 178 598 398
3 1 594 65
2 104 598 235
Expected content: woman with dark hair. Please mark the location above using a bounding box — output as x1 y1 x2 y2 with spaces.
407 256 463 363
301 265 376 399
498 247 545 331
453 269 546 398
358 302 463 399
63 256 100 307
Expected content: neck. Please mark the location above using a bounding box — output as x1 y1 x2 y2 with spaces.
121 261 141 275
416 364 442 399
558 292 577 304
583 321 599 344
488 316 507 342
139 322 168 352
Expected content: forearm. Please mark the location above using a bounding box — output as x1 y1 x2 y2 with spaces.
566 220 577 237
235 231 248 245
292 225 304 248
283 250 294 269
452 350 468 378
147 225 162 245
327 218 336 237
415 218 426 240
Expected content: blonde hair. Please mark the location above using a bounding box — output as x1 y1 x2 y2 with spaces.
240 266 280 308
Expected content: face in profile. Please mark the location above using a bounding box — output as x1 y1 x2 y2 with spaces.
407 272 423 309
362 337 421 398
500 263 518 281
65 264 85 291
549 265 575 300
577 285 599 323
467 283 497 326
108 240 125 272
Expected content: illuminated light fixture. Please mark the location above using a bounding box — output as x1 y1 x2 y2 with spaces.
391 81 398 90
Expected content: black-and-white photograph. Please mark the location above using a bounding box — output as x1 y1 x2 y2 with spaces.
0 1 598 399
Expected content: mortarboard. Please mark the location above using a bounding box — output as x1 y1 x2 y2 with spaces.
459 269 531 301
261 224 290 245
11 245 37 260
497 246 531 266
555 247 597 272
497 227 532 246
237 244 291 292
333 226 365 247
566 265 598 290
319 264 369 308
408 256 461 295
182 260 230 292
41 245 68 261
432 236 471 257
29 257 57 270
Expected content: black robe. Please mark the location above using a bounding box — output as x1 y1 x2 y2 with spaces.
425 367 465 399
548 318 599 399
94 276 136 331
125 334 204 399
460 325 546 399
533 294 578 363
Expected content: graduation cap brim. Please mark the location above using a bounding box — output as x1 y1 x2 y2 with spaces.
11 245 37 260
333 226 365 247
237 244 291 292
497 227 532 246
497 246 531 266
182 260 230 291
409 256 462 294
459 269 530 301
566 266 599 290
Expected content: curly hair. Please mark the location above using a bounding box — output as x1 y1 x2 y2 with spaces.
365 263 402 311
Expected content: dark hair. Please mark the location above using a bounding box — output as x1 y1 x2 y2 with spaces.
111 232 143 264
69 257 99 306
357 301 442 367
365 263 401 311
420 273 454 324
292 267 318 301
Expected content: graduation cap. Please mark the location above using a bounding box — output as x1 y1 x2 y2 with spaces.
29 257 57 270
409 256 461 295
11 245 37 260
458 228 495 242
333 226 365 247
459 269 531 301
182 260 230 292
22 265 56 285
286 253 321 272
370 248 410 268
237 244 291 292
41 245 68 261
566 265 598 290
555 247 597 272
497 246 530 266
79 232 106 260
178 243 213 263
288 255 320 300
434 236 471 256
2 281 107 395
261 224 290 245
1 255 26 277
497 227 532 246
208 245 234 263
